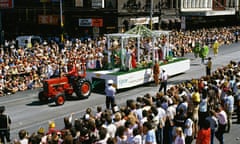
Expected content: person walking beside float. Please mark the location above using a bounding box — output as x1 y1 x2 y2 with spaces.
213 40 219 57
152 60 160 86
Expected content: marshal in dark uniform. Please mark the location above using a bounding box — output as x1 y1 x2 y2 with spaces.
0 106 11 143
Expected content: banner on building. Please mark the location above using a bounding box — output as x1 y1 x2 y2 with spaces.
38 15 60 25
0 0 14 9
130 17 159 25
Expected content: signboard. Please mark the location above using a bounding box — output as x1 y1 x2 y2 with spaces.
0 0 14 9
79 18 103 27
75 0 83 7
79 19 92 27
40 0 60 2
130 17 159 25
86 59 190 89
92 19 103 27
38 15 60 25
92 0 104 8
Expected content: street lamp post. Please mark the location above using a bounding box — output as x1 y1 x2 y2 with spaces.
159 0 164 30
60 0 64 42
150 0 153 30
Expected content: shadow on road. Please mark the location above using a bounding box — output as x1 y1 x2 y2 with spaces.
26 100 47 106
191 63 201 66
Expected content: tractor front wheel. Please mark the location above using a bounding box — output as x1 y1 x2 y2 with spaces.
75 79 92 99
38 91 48 103
55 94 65 105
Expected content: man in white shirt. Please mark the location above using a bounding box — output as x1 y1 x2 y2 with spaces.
224 89 234 133
184 112 194 144
105 79 116 111
158 69 168 95
105 115 117 138
156 101 166 144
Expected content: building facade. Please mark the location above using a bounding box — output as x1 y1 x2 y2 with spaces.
180 0 239 29
0 0 239 41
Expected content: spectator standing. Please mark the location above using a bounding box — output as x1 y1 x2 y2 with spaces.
214 105 227 144
47 121 60 135
234 30 239 42
159 69 168 95
18 129 29 144
105 115 117 138
115 126 128 144
206 110 218 144
206 57 212 76
184 112 193 144
191 87 200 138
129 128 142 144
94 127 108 144
0 106 11 143
155 101 166 144
198 87 209 129
165 97 177 144
196 120 211 144
105 79 116 110
36 127 47 144
224 89 234 133
143 121 157 144
174 127 185 144
237 84 240 124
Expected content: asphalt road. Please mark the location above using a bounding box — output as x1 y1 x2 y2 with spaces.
1 42 240 143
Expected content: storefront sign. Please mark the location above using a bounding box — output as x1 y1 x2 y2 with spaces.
92 19 103 27
38 15 60 25
79 18 103 27
130 17 159 25
79 19 92 27
0 0 14 9
92 0 104 8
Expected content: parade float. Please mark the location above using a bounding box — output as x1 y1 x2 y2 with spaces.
86 25 190 91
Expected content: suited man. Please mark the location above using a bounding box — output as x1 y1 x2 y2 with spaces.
0 106 11 143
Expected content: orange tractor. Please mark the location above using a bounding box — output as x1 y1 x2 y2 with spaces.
38 73 92 105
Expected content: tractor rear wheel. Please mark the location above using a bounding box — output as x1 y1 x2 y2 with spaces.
55 94 65 105
38 91 48 103
75 79 92 99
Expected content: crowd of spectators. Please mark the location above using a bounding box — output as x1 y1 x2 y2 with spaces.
0 26 238 143
0 25 239 97
10 59 240 144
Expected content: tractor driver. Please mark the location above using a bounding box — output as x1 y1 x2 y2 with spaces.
67 62 78 85
67 61 87 85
